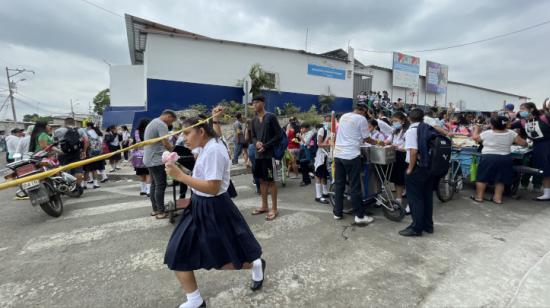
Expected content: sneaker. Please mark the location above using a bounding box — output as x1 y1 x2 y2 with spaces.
333 215 342 220
354 216 374 225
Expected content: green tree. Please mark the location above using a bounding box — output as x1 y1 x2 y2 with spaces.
248 64 276 98
23 113 53 123
92 89 110 115
318 94 335 114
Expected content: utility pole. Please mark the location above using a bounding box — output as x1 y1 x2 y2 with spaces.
70 99 75 119
5 67 35 122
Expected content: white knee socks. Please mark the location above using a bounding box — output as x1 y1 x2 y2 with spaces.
146 183 151 194
315 183 322 199
251 258 263 281
140 182 146 193
179 289 203 308
322 183 329 196
537 188 550 200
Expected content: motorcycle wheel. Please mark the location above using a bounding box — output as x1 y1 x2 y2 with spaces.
66 185 84 198
39 182 64 217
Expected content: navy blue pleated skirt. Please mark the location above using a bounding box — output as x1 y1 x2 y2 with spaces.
164 193 262 271
533 139 550 176
477 154 514 185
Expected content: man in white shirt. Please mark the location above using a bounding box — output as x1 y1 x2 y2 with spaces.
333 102 374 225
5 128 24 163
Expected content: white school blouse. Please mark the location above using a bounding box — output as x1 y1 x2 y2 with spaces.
191 138 230 197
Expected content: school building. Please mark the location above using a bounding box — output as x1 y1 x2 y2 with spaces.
104 14 528 127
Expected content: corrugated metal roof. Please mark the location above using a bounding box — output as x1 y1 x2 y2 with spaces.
124 14 350 65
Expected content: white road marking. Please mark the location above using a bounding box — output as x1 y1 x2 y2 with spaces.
58 200 151 220
0 247 10 253
20 216 166 254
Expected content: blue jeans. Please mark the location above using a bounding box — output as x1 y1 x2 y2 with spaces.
233 142 243 164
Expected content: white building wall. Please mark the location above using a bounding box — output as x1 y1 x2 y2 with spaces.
144 34 353 98
362 67 524 111
109 65 145 107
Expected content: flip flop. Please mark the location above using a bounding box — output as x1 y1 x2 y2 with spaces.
491 199 503 205
252 208 269 215
470 195 484 203
265 211 278 221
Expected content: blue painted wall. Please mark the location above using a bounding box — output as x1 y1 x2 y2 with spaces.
104 78 353 130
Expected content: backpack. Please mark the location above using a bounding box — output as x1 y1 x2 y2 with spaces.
60 127 83 154
273 127 288 160
426 133 452 178
87 133 102 157
130 131 145 168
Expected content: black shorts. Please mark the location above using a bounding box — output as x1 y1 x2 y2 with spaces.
315 157 329 179
59 153 84 175
253 158 275 182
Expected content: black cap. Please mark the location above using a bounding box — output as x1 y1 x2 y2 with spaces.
252 95 265 102
356 102 368 109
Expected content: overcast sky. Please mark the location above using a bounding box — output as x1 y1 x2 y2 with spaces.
1 0 549 120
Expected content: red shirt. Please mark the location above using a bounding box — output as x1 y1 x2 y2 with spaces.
287 128 300 149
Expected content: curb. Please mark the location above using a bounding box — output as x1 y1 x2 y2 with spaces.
107 166 251 181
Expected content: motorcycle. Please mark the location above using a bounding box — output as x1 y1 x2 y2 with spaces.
2 143 83 217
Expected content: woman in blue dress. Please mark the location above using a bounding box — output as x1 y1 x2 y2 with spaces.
164 107 265 308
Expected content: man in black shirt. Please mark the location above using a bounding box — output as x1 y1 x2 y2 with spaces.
250 95 282 221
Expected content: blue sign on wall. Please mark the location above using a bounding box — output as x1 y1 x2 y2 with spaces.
307 64 346 80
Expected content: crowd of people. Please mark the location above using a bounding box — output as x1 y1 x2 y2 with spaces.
2 93 549 307
1 117 135 199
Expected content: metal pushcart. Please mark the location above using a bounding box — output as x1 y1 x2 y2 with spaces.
437 146 543 202
328 145 405 222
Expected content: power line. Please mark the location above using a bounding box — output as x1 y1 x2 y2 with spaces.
79 0 123 17
356 18 550 54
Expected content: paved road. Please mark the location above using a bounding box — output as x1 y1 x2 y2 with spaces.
1 173 550 307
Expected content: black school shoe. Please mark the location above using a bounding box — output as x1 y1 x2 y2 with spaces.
175 301 206 308
315 198 329 204
399 227 422 237
250 259 266 291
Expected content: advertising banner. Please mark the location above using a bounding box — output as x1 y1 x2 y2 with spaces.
426 61 448 94
392 52 420 89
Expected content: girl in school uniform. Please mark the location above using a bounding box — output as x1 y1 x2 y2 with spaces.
368 119 387 145
164 108 265 308
385 112 409 212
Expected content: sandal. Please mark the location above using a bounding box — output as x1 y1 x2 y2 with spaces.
252 208 269 215
155 213 168 219
265 211 278 221
150 211 158 216
491 199 503 205
469 195 484 203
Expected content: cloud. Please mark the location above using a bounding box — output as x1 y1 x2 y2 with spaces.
0 0 549 120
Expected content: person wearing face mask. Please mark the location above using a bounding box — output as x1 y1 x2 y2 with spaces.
384 112 410 212
513 102 550 201
368 119 386 145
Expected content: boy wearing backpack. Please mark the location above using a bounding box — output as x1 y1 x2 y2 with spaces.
54 117 88 187
401 108 451 237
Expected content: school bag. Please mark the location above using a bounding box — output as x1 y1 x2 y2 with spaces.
273 127 288 160
87 133 102 157
60 127 83 154
417 123 452 178
130 131 146 168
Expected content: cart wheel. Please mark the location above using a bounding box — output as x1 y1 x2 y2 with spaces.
382 200 405 222
436 170 456 203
